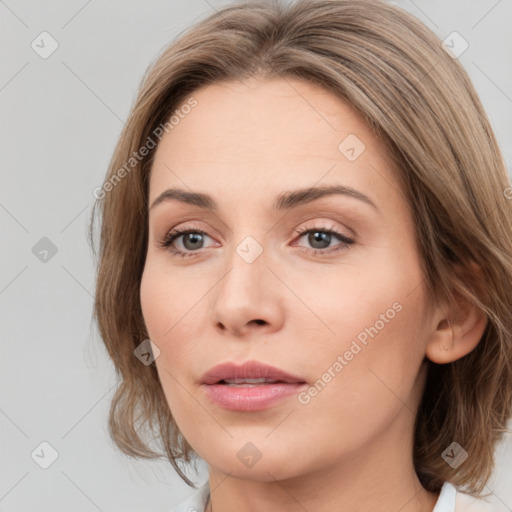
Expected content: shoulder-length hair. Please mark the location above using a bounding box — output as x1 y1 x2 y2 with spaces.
90 0 512 494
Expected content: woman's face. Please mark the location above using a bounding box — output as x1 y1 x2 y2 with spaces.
140 77 438 481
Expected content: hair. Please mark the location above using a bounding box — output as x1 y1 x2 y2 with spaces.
89 0 512 495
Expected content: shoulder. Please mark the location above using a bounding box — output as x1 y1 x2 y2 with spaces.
455 487 511 512
425 482 510 512
434 481 510 511
170 481 210 512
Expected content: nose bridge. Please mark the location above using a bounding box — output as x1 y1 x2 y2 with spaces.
210 231 283 334
217 233 267 309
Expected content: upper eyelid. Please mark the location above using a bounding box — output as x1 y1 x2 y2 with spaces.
164 214 353 233
166 220 349 237
163 222 353 248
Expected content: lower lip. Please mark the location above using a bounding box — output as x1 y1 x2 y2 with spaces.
202 382 307 411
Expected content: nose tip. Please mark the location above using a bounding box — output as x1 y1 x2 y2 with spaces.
210 252 284 337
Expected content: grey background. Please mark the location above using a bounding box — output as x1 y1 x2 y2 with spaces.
1 0 511 511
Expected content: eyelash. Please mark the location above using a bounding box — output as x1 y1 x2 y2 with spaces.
158 223 354 259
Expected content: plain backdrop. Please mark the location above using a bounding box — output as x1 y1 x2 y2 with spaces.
1 0 511 511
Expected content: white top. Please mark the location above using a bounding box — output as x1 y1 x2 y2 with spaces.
170 480 511 512
170 480 510 511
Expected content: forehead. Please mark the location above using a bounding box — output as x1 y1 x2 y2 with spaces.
148 77 401 209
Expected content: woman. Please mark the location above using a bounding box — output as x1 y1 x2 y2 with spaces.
90 0 512 510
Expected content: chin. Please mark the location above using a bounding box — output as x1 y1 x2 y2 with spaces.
200 439 313 481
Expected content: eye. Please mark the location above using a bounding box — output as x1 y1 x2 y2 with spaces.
158 222 354 258
158 226 217 258
292 224 354 255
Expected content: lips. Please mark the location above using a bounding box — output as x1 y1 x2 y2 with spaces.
200 361 308 411
201 360 306 385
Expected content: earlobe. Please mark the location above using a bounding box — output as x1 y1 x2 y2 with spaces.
425 296 488 365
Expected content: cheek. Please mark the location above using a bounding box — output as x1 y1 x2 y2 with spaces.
140 259 216 400
293 251 429 409
140 265 203 424
140 257 207 345
299 279 429 423
284 253 422 355
286 300 428 470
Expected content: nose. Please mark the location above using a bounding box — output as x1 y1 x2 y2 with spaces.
209 240 285 338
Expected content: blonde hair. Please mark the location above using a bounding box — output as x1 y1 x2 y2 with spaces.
90 0 512 494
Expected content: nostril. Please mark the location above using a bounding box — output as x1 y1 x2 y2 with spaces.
252 319 266 325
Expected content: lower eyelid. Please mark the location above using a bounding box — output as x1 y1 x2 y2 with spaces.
293 237 353 256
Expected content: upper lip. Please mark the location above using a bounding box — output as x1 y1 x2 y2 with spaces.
201 360 306 385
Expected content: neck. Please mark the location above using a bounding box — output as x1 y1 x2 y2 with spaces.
206 464 438 512
204 405 439 512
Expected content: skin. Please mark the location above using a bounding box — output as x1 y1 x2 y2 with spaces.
140 76 487 512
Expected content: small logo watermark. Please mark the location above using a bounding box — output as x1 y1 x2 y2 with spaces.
134 338 161 365
31 441 59 469
31 31 59 59
442 32 469 59
237 442 262 468
442 441 468 469
236 236 263 264
338 134 366 161
32 237 58 263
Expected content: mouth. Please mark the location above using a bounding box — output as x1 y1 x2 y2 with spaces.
200 361 307 411
217 377 294 387
201 360 306 385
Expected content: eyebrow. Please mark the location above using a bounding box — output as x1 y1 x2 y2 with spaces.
149 184 378 212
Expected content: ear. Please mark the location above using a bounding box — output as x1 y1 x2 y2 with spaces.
425 263 488 364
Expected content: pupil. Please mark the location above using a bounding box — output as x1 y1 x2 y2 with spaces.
309 231 330 249
184 233 203 250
